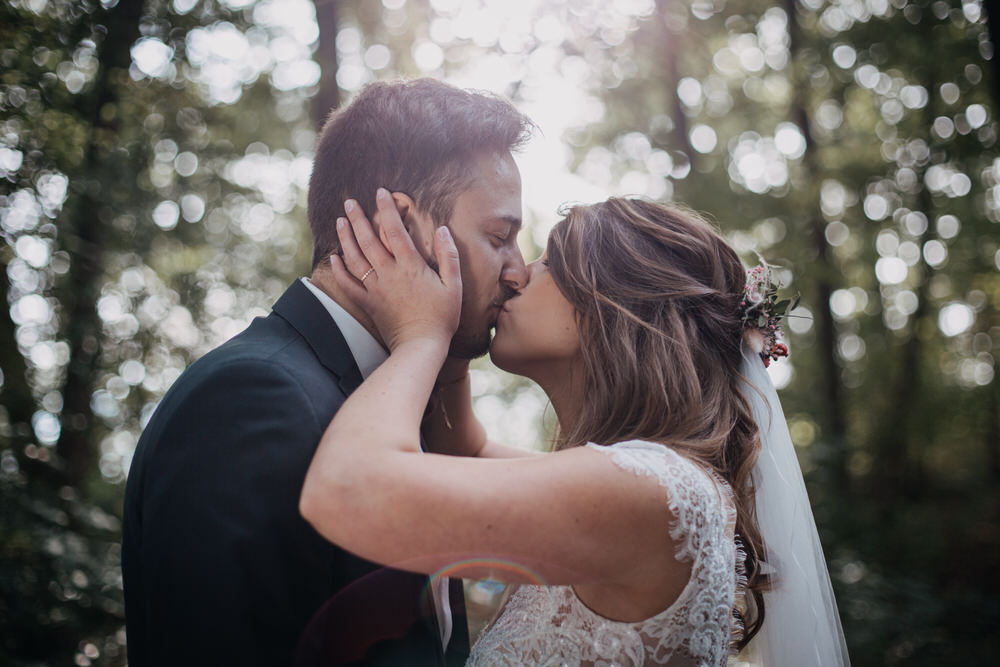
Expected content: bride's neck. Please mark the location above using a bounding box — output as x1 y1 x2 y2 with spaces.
533 365 584 439
549 392 581 438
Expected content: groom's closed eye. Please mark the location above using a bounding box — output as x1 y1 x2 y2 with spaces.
487 217 521 246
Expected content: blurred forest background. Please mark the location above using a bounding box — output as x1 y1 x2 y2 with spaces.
1 0 998 664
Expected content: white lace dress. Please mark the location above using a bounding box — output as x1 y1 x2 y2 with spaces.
467 440 739 667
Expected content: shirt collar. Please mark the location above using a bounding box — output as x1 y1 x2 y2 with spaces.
299 278 388 379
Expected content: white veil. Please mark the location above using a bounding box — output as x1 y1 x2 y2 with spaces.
736 342 851 666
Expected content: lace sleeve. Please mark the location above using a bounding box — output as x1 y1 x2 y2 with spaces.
585 440 734 564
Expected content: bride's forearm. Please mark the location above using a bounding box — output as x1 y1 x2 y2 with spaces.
333 336 446 451
423 361 541 459
423 364 488 457
301 337 451 538
302 336 448 517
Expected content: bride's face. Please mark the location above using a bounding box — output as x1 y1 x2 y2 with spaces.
489 253 581 379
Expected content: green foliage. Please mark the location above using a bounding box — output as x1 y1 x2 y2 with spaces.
1 470 125 665
1 0 998 664
2 0 316 662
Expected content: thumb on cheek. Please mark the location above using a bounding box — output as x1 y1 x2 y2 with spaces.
435 226 461 286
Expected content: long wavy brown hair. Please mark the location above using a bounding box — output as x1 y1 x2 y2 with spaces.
545 197 766 649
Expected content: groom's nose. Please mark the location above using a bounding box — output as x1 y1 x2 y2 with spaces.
500 251 529 291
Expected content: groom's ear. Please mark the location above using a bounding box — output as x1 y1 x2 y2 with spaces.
390 191 436 262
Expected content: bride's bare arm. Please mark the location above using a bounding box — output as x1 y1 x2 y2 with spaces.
423 357 540 459
300 191 677 588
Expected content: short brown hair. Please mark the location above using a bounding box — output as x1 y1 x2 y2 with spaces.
308 78 533 269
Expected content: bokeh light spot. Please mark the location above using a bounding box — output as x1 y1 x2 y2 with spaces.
939 302 974 337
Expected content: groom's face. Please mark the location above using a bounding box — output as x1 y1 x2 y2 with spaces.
419 151 528 358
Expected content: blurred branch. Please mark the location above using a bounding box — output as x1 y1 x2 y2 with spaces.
0 255 35 433
982 0 1000 109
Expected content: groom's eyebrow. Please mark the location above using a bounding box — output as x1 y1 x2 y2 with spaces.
498 215 522 231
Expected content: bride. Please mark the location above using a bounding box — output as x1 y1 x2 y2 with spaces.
299 190 849 665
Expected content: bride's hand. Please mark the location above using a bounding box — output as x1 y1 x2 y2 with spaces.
329 188 462 352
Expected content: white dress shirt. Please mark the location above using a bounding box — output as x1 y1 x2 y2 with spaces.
300 278 453 650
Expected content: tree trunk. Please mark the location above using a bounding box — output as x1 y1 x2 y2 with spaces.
313 0 342 127
871 55 940 503
873 183 933 502
983 0 1000 483
785 0 848 487
655 0 694 160
55 0 144 486
991 368 1000 479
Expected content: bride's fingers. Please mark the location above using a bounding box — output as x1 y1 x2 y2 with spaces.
329 253 368 304
336 216 373 279
344 199 392 270
434 226 462 293
373 188 421 264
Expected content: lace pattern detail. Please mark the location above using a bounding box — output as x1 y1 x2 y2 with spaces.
730 537 749 650
467 440 738 666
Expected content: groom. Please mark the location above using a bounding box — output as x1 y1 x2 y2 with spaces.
121 78 533 666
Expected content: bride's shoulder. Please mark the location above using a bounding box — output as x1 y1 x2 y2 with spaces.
584 439 696 474
583 439 735 569
585 439 733 508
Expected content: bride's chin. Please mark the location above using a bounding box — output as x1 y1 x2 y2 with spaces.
488 333 516 374
488 340 509 371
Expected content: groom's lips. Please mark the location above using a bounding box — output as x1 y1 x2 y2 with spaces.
489 302 507 330
494 300 511 317
492 305 512 333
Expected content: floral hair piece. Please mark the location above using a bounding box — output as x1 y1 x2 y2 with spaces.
740 261 798 367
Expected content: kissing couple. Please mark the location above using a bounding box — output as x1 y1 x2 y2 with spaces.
122 78 850 666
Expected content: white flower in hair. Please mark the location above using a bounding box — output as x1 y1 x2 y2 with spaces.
744 272 766 305
743 328 766 356
740 261 798 367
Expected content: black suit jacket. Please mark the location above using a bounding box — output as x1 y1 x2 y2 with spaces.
122 280 469 666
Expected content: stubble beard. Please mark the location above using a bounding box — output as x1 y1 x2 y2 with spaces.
448 297 493 359
427 254 519 359
449 283 519 359
422 255 492 359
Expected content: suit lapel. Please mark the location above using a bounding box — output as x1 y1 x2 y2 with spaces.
271 280 365 396
275 280 462 663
